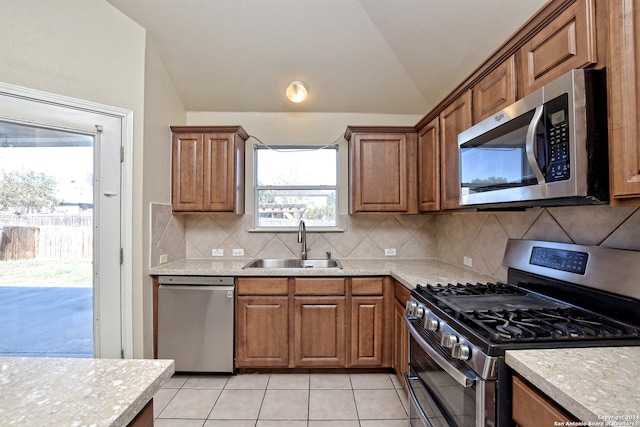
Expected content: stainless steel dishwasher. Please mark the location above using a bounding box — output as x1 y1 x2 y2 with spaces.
157 276 234 373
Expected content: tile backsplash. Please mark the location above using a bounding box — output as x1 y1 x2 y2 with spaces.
150 203 640 282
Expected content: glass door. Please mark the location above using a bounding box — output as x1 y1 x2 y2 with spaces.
0 121 95 357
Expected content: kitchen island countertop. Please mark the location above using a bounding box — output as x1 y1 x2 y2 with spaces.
0 357 174 427
506 347 640 424
149 258 497 290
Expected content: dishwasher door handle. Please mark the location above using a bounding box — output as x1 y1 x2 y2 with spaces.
159 284 235 293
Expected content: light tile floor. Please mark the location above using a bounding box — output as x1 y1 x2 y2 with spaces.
153 372 409 427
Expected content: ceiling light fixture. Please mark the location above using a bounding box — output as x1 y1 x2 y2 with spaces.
286 81 307 103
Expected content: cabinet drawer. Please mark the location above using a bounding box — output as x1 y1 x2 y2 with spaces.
295 278 345 295
237 278 289 295
512 376 576 427
352 277 384 295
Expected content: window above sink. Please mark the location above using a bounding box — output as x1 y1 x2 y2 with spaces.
254 145 339 231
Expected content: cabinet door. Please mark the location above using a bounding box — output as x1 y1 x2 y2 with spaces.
417 118 440 211
393 298 408 388
608 0 640 202
202 133 238 212
440 91 472 210
519 0 597 95
512 376 576 426
171 133 203 212
473 56 517 122
351 133 409 212
294 296 346 367
351 296 384 366
236 296 289 368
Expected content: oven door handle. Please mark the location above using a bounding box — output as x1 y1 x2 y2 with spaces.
406 375 434 427
405 316 476 388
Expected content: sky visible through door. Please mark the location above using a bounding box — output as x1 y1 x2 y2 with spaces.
0 121 94 357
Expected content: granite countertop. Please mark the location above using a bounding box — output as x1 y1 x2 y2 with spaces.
506 347 640 424
149 258 497 289
0 357 175 427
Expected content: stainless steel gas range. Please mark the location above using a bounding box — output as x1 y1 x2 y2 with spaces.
404 239 640 427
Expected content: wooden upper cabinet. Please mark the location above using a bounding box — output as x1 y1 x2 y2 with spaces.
519 0 597 96
347 127 418 213
607 0 640 203
473 56 517 122
417 118 440 212
439 91 472 211
171 126 248 213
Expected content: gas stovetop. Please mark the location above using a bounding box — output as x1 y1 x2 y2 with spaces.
406 240 640 358
413 282 640 345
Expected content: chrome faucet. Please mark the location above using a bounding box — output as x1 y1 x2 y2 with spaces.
297 219 308 260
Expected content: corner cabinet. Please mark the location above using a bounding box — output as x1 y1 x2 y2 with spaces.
170 126 248 213
346 126 418 213
607 0 640 203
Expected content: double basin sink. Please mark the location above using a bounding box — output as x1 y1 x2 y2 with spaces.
243 258 343 269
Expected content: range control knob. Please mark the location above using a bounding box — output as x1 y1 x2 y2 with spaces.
440 333 458 348
423 318 439 331
451 343 471 360
414 305 425 319
405 301 417 315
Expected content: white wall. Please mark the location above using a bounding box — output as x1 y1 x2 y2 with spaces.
142 36 186 357
0 0 148 357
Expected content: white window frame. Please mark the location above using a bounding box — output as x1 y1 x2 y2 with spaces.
253 144 340 231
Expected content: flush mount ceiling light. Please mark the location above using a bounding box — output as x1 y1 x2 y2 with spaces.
286 81 307 103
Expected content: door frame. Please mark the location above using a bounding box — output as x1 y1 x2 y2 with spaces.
0 81 134 358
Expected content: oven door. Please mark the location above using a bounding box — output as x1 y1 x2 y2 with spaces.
406 317 495 427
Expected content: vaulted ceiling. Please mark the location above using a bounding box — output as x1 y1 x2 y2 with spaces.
106 0 547 114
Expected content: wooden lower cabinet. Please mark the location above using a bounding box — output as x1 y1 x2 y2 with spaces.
512 375 577 426
294 296 347 367
236 295 289 368
393 281 410 389
351 296 384 366
235 276 392 370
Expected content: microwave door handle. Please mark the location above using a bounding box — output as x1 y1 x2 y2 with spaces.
525 105 546 184
405 315 476 388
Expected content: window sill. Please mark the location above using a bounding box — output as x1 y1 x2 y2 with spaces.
248 227 345 233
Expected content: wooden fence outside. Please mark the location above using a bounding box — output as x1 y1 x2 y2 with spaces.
0 214 92 260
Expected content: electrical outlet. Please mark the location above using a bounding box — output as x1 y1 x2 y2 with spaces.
232 249 244 256
463 256 473 267
385 248 397 256
159 254 168 264
212 249 224 257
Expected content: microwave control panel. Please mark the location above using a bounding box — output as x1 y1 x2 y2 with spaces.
545 94 570 182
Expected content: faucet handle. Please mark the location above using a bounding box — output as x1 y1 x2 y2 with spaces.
326 251 332 260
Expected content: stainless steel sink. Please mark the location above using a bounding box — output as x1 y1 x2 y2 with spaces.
242 258 343 269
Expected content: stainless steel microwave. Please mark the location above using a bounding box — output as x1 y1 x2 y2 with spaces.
458 69 608 208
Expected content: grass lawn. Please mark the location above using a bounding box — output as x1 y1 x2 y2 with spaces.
0 259 92 287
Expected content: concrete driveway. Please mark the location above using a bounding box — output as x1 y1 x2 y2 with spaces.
0 286 93 357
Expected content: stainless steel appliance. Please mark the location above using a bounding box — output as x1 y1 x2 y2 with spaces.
404 239 640 426
458 69 608 208
158 276 235 373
